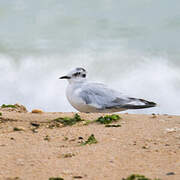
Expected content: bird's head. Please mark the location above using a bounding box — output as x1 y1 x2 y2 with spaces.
59 67 87 83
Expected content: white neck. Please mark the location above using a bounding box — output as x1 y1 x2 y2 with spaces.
68 78 87 84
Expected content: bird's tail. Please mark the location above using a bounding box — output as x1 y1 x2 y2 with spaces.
122 98 157 109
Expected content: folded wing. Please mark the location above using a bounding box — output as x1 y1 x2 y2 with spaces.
79 82 156 110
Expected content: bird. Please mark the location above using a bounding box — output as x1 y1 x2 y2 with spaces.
59 67 156 113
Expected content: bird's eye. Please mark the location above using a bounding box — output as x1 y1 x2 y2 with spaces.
74 72 80 77
82 74 86 78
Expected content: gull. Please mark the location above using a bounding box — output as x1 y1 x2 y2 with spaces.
59 67 156 113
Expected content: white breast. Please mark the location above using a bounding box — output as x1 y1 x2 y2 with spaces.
66 83 99 112
66 84 85 112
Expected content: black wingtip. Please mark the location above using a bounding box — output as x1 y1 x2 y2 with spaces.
120 99 157 110
139 99 157 107
149 101 157 107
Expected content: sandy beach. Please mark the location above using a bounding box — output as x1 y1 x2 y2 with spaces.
0 106 179 180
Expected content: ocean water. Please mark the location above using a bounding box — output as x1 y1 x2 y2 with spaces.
0 0 180 114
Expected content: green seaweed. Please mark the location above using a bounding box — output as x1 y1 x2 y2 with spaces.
13 127 23 131
49 178 64 180
53 113 83 126
63 136 68 141
81 134 98 145
47 114 122 129
96 114 121 124
1 104 16 108
83 119 94 125
122 174 161 180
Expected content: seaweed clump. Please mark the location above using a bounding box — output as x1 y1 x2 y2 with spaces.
0 104 28 113
13 127 24 131
96 114 121 124
81 134 98 145
53 113 83 126
1 104 16 108
122 174 161 180
49 178 64 180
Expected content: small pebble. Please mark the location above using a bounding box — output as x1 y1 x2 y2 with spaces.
31 128 38 133
166 172 175 176
78 136 83 140
142 145 149 149
31 109 43 113
73 176 83 179
105 124 121 127
44 135 50 141
30 122 40 127
62 153 75 158
133 141 136 145
151 114 157 118
0 144 6 146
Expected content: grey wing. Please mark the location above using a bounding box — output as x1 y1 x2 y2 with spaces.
79 83 131 110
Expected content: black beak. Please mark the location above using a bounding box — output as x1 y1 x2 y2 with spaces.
59 76 71 79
